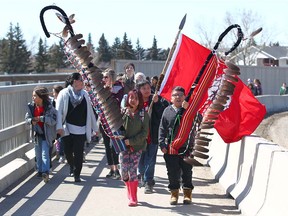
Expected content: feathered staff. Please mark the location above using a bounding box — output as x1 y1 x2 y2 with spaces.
40 5 126 153
159 25 262 166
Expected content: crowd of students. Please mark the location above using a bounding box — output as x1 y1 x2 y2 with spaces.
25 62 196 206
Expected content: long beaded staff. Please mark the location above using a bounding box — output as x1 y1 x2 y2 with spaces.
40 5 126 153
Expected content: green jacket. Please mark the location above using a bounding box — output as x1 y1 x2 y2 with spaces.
122 109 149 152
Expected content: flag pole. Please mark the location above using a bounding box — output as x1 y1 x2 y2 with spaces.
148 14 187 115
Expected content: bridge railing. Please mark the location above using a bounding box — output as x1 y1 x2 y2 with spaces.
0 82 63 157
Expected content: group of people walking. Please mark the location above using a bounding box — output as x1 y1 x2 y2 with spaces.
25 62 196 207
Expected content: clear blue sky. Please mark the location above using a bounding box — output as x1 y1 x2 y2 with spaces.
0 0 287 52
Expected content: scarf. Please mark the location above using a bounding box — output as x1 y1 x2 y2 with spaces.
67 85 85 107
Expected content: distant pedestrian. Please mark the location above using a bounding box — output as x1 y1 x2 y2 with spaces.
247 83 256 95
253 79 262 96
25 86 57 183
123 62 136 94
150 76 158 93
279 82 288 95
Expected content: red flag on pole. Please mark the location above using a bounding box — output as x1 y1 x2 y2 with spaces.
214 79 266 143
159 33 266 145
159 34 211 101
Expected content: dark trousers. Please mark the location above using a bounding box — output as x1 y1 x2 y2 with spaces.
62 134 86 177
163 154 194 190
100 125 119 166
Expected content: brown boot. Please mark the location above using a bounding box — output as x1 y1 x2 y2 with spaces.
183 188 192 204
170 189 179 205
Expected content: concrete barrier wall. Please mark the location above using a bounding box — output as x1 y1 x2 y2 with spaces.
0 142 35 193
257 95 288 114
208 129 288 216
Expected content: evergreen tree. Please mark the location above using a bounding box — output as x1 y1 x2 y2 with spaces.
135 38 145 60
14 24 31 72
87 33 95 54
120 32 135 59
34 38 49 73
146 36 159 60
96 33 112 63
0 23 31 74
48 40 68 71
111 37 122 59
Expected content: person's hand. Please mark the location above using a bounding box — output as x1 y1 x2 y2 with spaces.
161 147 167 154
57 129 64 137
31 117 39 125
152 94 159 103
182 101 189 109
33 116 40 121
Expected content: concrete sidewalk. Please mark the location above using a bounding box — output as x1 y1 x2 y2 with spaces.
0 141 242 216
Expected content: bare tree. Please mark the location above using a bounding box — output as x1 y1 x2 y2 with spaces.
223 9 266 65
196 9 271 66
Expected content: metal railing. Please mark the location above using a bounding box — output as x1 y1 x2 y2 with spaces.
0 82 63 157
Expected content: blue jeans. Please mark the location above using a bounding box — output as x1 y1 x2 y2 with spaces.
35 137 50 173
138 143 158 185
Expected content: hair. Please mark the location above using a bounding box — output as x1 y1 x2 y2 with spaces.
125 89 144 111
254 79 261 85
65 72 82 87
134 72 146 84
152 76 158 81
103 68 117 83
172 86 185 95
136 80 151 90
124 62 135 71
33 86 50 108
248 83 254 89
53 85 64 94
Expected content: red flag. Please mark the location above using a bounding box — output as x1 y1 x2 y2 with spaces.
159 34 211 100
159 33 266 145
214 78 266 143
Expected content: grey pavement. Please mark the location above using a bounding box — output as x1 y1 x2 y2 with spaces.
0 141 242 216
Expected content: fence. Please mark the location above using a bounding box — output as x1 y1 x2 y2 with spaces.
0 82 63 157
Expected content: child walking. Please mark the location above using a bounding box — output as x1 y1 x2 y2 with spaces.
25 86 57 183
120 89 149 206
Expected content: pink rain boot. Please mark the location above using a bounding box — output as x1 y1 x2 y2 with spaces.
128 181 138 207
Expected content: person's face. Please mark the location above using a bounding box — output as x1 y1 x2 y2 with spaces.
103 73 112 86
151 78 157 86
171 90 185 108
52 89 58 99
128 92 139 109
139 83 151 100
72 76 84 91
32 91 43 106
125 65 134 78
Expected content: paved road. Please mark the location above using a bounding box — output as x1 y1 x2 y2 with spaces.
0 141 241 216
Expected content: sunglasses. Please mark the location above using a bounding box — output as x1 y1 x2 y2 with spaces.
103 76 109 79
